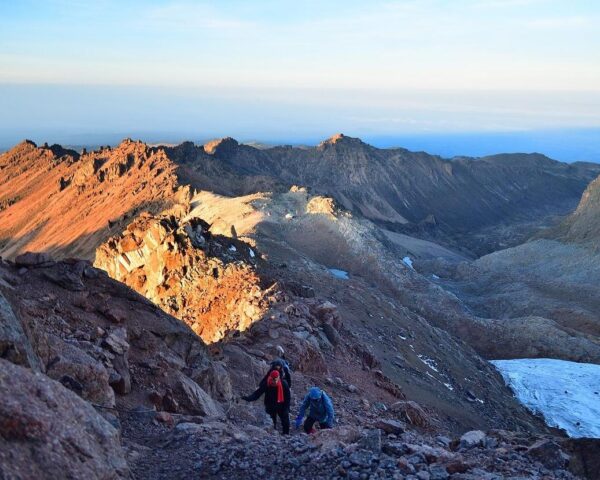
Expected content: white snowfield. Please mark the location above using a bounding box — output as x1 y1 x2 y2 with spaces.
491 358 600 438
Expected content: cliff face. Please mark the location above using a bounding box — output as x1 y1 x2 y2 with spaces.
94 212 272 343
0 139 184 260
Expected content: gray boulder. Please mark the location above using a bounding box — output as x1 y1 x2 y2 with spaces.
0 358 128 479
38 333 115 408
14 252 55 268
460 430 486 449
174 372 224 417
0 291 40 370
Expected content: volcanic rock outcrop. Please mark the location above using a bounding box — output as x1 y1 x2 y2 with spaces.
94 212 272 343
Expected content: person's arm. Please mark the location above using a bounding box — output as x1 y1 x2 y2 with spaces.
242 383 266 402
295 394 309 427
283 381 291 410
323 393 335 425
284 367 292 388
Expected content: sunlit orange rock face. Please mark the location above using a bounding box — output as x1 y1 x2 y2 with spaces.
0 139 182 260
94 212 272 343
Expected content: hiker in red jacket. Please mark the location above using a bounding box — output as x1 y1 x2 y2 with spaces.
242 370 291 434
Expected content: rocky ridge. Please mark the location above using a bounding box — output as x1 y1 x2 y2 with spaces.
3 136 599 261
182 134 600 255
0 139 186 260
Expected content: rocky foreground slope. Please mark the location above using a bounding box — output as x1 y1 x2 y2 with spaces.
2 255 598 479
90 188 531 430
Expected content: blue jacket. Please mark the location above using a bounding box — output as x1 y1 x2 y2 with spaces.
298 391 335 426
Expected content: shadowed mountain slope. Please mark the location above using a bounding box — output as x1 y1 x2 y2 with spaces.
175 134 600 255
419 172 600 359
552 173 600 248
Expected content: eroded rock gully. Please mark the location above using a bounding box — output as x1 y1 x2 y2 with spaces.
94 212 272 343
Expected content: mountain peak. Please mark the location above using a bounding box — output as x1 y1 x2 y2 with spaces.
318 133 365 149
203 137 239 156
327 133 346 144
8 139 38 153
22 139 38 148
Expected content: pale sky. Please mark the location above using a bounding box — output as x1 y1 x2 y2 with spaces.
1 0 599 159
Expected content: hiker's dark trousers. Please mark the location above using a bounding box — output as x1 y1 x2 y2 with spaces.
270 407 290 435
303 416 332 433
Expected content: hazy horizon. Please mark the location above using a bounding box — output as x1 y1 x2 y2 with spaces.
3 126 600 164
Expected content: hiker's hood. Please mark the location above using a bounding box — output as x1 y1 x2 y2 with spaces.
270 359 286 368
309 387 322 400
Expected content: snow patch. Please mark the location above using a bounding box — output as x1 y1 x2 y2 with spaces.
402 256 414 269
491 358 600 438
228 245 237 252
249 248 255 258
431 274 440 280
417 354 439 372
328 268 349 280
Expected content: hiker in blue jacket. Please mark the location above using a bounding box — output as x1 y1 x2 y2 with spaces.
294 386 335 433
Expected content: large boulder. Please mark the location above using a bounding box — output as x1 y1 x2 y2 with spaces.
374 419 406 435
459 430 486 449
37 334 115 408
173 372 224 417
193 361 233 402
0 358 129 479
0 291 40 370
390 400 430 428
527 439 569 470
14 252 54 268
42 265 85 291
